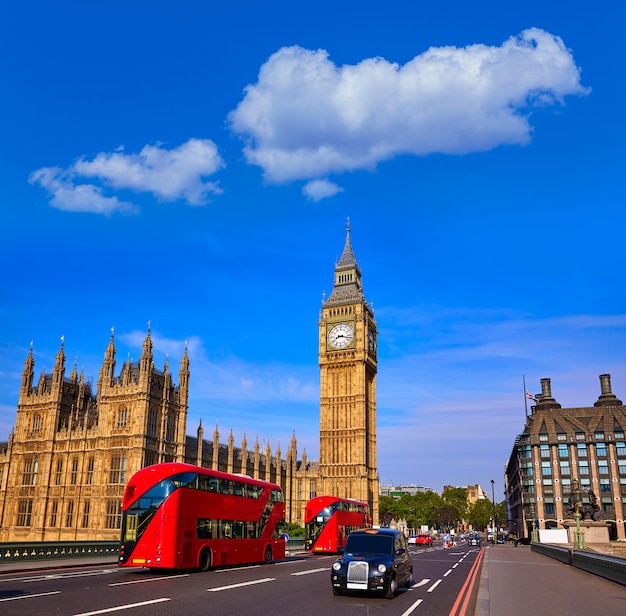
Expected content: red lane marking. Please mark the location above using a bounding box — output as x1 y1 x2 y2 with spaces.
448 547 485 616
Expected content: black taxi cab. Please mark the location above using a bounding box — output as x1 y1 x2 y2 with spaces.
330 528 413 599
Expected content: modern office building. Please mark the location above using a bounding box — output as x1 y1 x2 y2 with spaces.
505 375 626 541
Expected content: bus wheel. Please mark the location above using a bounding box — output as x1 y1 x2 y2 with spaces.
199 547 211 572
263 545 273 564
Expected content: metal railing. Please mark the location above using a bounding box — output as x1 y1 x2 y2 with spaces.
0 541 120 563
0 537 307 564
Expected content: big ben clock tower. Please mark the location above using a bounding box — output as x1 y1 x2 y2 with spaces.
319 220 379 523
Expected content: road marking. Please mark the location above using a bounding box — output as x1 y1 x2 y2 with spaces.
73 598 171 615
110 573 189 586
400 598 423 616
291 567 328 576
10 570 115 584
412 578 430 587
208 577 275 592
444 569 453 577
0 590 61 602
427 579 442 592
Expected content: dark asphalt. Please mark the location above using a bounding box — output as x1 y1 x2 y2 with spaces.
2 544 626 614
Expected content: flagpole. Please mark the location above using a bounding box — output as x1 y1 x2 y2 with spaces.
523 374 529 418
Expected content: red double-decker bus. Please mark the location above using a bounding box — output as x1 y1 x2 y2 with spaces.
304 495 371 553
119 463 286 571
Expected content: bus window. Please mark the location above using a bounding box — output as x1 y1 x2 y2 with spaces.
197 518 215 539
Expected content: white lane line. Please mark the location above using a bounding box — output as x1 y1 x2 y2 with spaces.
0 590 61 602
443 569 453 577
208 577 275 592
412 578 431 587
427 579 442 592
400 598 423 616
110 573 189 586
13 570 115 584
73 598 171 615
452 563 459 568
291 567 328 576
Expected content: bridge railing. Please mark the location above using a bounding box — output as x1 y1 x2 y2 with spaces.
532 543 626 586
0 537 307 564
0 541 120 563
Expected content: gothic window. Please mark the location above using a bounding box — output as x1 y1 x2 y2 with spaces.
81 501 90 528
22 456 38 486
106 500 122 529
148 409 158 437
49 500 58 527
309 480 316 499
65 501 74 528
166 413 175 442
86 457 94 485
117 408 129 429
109 454 126 484
32 414 42 434
70 457 79 485
55 459 63 485
16 499 33 526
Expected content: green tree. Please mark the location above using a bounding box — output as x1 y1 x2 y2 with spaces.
285 522 305 537
442 487 469 519
433 504 460 531
467 499 493 530
413 491 444 529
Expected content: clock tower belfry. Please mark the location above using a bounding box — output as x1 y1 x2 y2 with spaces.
319 220 379 523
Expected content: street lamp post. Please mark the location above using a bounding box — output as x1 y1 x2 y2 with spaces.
572 478 586 550
530 503 539 543
490 479 497 546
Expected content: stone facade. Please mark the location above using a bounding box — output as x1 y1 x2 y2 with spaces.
318 221 379 522
505 375 626 541
0 224 379 539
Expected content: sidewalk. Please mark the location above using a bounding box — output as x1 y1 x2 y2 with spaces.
475 543 626 615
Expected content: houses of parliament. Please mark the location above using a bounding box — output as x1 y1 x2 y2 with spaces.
0 224 380 541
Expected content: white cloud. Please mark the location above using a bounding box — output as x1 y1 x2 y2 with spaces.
28 167 136 215
29 139 225 214
229 28 589 184
302 178 344 201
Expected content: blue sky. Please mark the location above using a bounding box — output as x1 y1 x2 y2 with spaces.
1 1 625 500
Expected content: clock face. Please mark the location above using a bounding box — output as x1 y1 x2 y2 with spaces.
328 323 354 349
368 329 375 352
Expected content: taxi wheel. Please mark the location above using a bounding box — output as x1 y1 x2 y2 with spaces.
385 576 397 599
